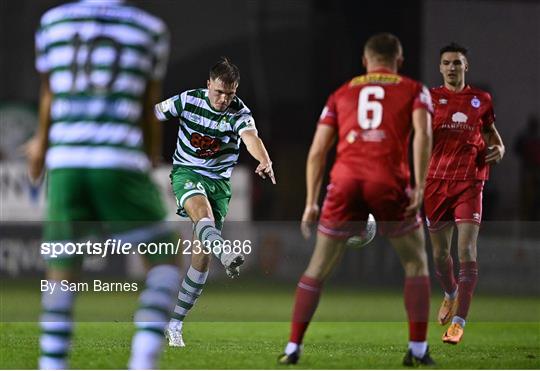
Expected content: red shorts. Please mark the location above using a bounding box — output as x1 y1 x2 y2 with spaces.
318 177 421 239
424 179 484 231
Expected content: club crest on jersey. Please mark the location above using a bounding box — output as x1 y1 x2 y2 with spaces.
451 112 468 123
438 98 448 104
184 181 195 190
471 97 481 108
219 117 229 129
473 212 481 222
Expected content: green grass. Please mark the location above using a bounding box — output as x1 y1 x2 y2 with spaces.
1 281 539 369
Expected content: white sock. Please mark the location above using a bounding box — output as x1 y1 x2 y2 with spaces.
445 287 458 300
168 318 183 332
39 357 68 370
128 264 180 369
171 265 208 324
452 316 466 327
285 342 299 355
128 331 164 370
194 217 223 259
409 341 427 358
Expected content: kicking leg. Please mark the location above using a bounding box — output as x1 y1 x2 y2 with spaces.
185 195 244 276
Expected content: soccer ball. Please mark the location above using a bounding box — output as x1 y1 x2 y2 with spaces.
345 214 377 248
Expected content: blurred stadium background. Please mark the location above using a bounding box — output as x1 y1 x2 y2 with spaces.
0 0 540 369
0 1 539 368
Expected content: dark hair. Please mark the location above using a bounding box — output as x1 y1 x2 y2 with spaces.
209 57 240 85
364 33 402 62
439 42 469 57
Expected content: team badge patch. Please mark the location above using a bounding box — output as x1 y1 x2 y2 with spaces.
184 181 195 190
471 97 480 108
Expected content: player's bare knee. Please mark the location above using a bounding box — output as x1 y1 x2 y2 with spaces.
458 244 477 262
403 260 429 277
433 248 450 265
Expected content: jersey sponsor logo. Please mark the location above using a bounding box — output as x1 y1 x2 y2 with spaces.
189 132 221 158
441 112 473 131
473 212 481 222
439 98 448 104
350 73 402 86
451 112 468 123
471 96 481 108
361 129 386 142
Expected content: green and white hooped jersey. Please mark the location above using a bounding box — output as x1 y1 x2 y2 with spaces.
35 0 169 171
155 89 256 179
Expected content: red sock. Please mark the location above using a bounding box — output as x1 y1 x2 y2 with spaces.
289 275 323 344
456 261 478 320
434 255 458 295
404 276 430 342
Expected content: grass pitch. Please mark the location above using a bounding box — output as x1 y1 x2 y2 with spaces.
1 281 539 369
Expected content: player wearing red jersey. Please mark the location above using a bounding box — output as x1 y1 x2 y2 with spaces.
278 33 434 367
425 42 505 344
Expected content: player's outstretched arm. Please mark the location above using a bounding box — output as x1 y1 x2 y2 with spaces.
302 124 336 238
240 129 276 184
406 108 432 216
21 74 52 183
482 123 505 164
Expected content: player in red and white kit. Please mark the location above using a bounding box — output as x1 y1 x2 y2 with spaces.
278 33 434 367
425 43 505 344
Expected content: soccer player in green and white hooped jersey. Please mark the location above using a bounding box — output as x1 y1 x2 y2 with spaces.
155 57 276 347
25 1 181 369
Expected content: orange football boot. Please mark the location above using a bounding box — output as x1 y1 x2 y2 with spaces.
437 296 458 325
442 322 464 344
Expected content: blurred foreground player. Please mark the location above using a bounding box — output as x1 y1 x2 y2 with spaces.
425 42 504 344
27 1 180 368
278 33 435 366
